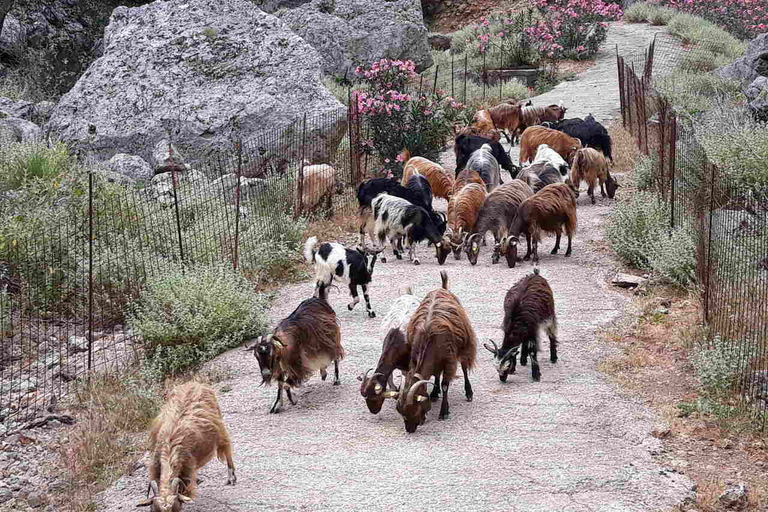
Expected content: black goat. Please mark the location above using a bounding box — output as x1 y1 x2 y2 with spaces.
547 115 613 163
454 134 518 176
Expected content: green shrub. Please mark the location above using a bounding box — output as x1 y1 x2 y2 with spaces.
631 156 656 191
690 336 744 396
129 263 269 380
462 77 531 109
0 142 74 192
656 71 743 115
667 13 746 59
624 2 653 23
321 75 351 106
679 50 719 72
648 225 697 287
606 191 668 270
649 7 675 25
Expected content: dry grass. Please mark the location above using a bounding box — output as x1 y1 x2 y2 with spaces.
53 374 162 512
607 122 644 175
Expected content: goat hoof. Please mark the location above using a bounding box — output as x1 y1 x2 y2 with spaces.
499 374 508 383
438 412 450 420
226 477 237 486
551 356 558 364
269 406 280 414
395 253 403 260
333 380 341 386
466 394 473 402
550 249 558 255
368 310 376 318
412 259 420 266
523 255 530 261
532 372 541 382
565 251 572 257
380 257 387 263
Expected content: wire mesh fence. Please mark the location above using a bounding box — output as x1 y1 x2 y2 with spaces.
0 107 371 423
617 37 768 427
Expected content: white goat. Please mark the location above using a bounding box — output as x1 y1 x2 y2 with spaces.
531 144 569 176
464 144 501 192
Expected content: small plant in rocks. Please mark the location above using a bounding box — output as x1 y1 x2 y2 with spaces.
690 335 744 397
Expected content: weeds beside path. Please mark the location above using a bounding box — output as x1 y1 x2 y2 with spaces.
96 22 694 512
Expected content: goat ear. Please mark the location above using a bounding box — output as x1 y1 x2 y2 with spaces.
415 395 429 402
136 499 154 508
178 495 194 504
382 391 399 399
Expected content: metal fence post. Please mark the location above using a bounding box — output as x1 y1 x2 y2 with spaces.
297 113 307 218
169 143 185 265
463 54 468 104
87 170 93 374
483 52 487 99
451 53 455 98
433 64 439 96
233 139 242 271
705 163 716 324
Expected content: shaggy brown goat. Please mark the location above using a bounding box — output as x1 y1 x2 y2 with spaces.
399 149 454 200
514 103 568 143
472 101 523 144
464 180 534 266
516 162 563 194
519 126 582 166
137 381 236 511
436 182 487 263
484 268 557 382
247 283 343 413
506 182 578 265
452 124 502 142
396 270 476 433
452 169 485 196
295 163 343 215
569 147 619 204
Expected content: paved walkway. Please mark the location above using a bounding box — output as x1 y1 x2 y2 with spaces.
100 21 693 512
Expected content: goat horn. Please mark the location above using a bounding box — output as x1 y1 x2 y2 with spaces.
484 339 499 355
468 233 482 245
406 379 434 406
372 372 386 394
136 499 154 507
171 477 183 494
359 368 373 396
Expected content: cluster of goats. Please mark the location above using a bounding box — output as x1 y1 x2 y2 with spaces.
134 99 619 510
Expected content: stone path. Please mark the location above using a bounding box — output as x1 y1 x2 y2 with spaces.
98 21 694 512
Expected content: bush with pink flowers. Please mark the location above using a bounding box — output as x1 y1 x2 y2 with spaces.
353 59 470 177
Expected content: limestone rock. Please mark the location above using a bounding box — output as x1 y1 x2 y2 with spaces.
716 33 768 85
46 0 347 168
611 273 646 288
151 140 186 174
0 117 42 143
101 154 153 183
0 98 35 120
744 76 768 121
262 0 433 75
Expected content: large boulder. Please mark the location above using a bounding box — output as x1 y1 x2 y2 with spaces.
744 76 768 121
716 33 768 85
0 117 42 142
260 0 433 76
46 0 347 170
100 154 154 183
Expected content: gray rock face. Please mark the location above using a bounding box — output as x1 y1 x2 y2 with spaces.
0 97 35 120
0 117 42 142
102 154 153 183
717 33 768 85
744 76 768 121
261 0 433 75
46 0 347 168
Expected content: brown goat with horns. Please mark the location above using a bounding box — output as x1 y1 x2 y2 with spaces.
519 126 582 166
395 271 477 433
436 182 487 263
137 381 236 511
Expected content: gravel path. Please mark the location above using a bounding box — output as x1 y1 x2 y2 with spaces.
100 22 694 512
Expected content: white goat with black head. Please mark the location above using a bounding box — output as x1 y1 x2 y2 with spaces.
304 236 380 318
371 193 444 265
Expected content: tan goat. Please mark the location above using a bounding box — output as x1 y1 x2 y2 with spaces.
295 163 343 214
137 381 236 511
568 148 619 204
519 126 582 166
399 149 454 200
436 182 487 263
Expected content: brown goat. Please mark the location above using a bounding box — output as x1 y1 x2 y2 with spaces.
452 169 484 196
436 182 487 263
473 102 523 144
396 270 476 433
484 268 557 382
137 381 236 511
514 104 568 143
400 149 454 200
519 126 582 166
464 180 534 266
569 147 619 204
506 182 578 265
452 124 502 142
248 282 344 413
295 163 343 215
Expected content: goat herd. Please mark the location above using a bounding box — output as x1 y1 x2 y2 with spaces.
134 101 619 510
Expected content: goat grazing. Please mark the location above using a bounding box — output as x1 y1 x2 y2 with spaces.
550 114 613 163
530 143 569 175
484 268 557 382
506 182 578 265
452 168 485 196
371 193 444 265
454 133 518 176
304 236 380 318
358 286 421 414
516 162 563 194
464 180 534 266
569 147 619 204
396 270 476 433
137 381 236 510
436 182 487 263
472 101 523 144
247 282 343 413
465 144 501 192
519 126 582 166
400 149 454 200
295 163 344 215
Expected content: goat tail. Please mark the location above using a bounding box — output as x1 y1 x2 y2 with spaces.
400 148 411 166
304 236 318 264
439 270 449 290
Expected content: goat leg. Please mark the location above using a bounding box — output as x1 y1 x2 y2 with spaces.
588 184 595 205
529 339 541 382
438 380 450 420
565 233 572 257
225 451 237 486
548 322 559 364
551 232 561 254
520 342 528 366
462 362 473 402
410 238 420 265
320 367 328 380
600 181 607 198
362 284 375 318
270 384 284 414
333 360 340 385
286 387 297 405
393 237 403 260
388 373 397 391
430 372 441 402
348 283 360 311
532 240 539 264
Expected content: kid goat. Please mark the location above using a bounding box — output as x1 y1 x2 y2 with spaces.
304 236 380 318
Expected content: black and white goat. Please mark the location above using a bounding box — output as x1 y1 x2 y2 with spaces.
370 193 444 265
304 236 380 318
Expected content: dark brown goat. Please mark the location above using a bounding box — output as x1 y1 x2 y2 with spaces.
436 182 486 263
514 103 568 143
484 268 557 382
358 328 412 414
472 101 523 144
247 283 343 413
506 183 578 265
464 180 534 266
396 271 476 433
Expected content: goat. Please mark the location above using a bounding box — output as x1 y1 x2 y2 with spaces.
395 270 476 433
514 103 568 144
454 133 518 176
452 124 501 142
516 162 563 194
464 144 501 192
400 149 454 200
549 114 613 163
358 286 421 414
304 236 380 318
404 173 433 210
484 268 557 382
464 180 534 266
569 147 619 205
531 143 569 176
295 163 344 215
519 126 582 166
371 193 444 265
506 182 578 265
472 101 523 144
247 282 343 413
436 182 487 264
452 168 485 196
137 381 235 510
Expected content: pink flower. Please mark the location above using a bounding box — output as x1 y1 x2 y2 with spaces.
395 153 405 163
384 158 390 163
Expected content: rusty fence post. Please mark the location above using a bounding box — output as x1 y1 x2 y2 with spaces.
233 138 242 271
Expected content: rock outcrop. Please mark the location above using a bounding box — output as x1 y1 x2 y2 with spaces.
259 0 433 75
46 0 347 170
716 33 768 120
